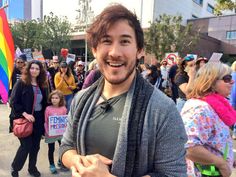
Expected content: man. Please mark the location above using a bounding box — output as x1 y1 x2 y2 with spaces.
48 56 60 90
59 4 187 177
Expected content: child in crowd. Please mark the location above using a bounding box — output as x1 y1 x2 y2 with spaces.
44 90 67 174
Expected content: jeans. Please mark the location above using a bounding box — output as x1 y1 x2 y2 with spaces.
65 94 73 111
176 98 186 113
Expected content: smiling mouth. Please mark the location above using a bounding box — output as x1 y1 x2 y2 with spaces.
107 62 124 67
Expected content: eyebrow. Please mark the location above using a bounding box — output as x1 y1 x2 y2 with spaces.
101 34 132 39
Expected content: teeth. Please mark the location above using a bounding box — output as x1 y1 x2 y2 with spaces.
109 63 122 67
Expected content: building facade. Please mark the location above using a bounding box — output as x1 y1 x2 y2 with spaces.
188 14 236 55
3 0 43 21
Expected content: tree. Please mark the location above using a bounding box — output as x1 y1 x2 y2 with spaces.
10 19 43 50
144 14 199 61
214 0 236 15
10 13 72 56
41 12 72 55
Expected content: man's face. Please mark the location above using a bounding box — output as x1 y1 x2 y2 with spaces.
15 59 25 69
92 20 142 85
53 61 59 69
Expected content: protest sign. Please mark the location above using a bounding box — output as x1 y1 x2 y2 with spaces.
48 115 68 136
66 53 76 63
209 53 223 62
23 48 33 61
165 52 178 66
33 50 45 61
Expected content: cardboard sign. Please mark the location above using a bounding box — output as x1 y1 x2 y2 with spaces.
165 52 178 66
33 51 45 61
48 115 68 136
23 48 33 61
66 53 76 63
209 53 223 62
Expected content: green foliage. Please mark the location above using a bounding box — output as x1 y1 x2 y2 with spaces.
214 0 236 15
10 19 43 50
144 14 199 60
41 12 72 55
10 13 72 55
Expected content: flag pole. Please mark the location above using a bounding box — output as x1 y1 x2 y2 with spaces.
0 4 8 10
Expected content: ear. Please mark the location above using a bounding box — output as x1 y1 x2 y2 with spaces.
92 48 97 58
137 49 144 59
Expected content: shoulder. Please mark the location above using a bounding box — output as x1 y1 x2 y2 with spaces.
181 99 217 125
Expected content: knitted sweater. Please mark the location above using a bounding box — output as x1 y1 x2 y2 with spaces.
59 77 187 177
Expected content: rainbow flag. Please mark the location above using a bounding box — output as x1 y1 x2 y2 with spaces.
0 8 14 104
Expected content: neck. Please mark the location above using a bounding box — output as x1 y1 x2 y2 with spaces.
102 70 136 99
31 77 37 85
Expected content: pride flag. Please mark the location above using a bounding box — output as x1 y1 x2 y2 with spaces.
0 8 14 104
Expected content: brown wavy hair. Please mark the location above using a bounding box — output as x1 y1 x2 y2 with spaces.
87 4 144 51
47 90 65 107
21 60 47 88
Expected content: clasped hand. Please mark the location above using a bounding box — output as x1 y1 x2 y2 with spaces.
70 154 115 177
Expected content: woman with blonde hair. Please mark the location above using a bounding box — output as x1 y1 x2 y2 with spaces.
181 62 236 177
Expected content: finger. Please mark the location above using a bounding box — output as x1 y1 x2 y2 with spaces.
96 154 112 164
74 160 87 174
71 166 80 177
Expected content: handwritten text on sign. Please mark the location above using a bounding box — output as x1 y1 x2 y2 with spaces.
48 115 68 136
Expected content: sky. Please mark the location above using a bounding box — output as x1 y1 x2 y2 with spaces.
43 0 142 24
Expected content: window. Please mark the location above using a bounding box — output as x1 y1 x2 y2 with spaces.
207 4 214 13
192 14 198 19
226 31 236 40
193 0 203 6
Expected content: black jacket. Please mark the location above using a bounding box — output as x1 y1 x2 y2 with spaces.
9 79 47 132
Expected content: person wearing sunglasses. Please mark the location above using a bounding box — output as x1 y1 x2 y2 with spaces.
175 55 196 112
230 61 236 139
181 62 236 177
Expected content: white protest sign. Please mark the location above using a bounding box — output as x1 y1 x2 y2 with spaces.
48 115 68 136
66 53 76 63
209 53 223 62
165 52 178 66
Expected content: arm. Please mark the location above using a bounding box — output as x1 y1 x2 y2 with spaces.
54 73 64 90
148 101 188 177
44 107 49 136
187 146 231 177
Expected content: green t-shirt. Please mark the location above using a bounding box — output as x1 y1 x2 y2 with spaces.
85 92 127 159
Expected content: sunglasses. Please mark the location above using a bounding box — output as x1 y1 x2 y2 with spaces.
221 74 233 83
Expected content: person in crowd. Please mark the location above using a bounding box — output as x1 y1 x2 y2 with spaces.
54 61 76 111
168 57 180 103
9 54 27 96
42 62 54 94
48 56 60 90
230 61 236 139
195 57 208 71
145 65 159 85
85 59 97 77
140 63 149 79
160 59 169 89
175 55 196 112
75 61 86 90
59 4 187 177
44 90 67 174
82 68 101 89
181 62 236 177
10 60 48 177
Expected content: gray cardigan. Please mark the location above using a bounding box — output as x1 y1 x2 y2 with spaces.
59 77 188 177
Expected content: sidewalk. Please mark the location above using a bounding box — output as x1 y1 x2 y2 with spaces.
0 104 70 177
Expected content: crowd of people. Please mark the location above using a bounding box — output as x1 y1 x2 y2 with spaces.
6 3 236 177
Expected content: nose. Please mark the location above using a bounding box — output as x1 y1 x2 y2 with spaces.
109 42 122 58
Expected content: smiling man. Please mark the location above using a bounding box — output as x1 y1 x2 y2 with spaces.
59 4 187 177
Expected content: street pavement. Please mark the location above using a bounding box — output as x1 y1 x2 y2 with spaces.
1 104 236 177
0 104 70 177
